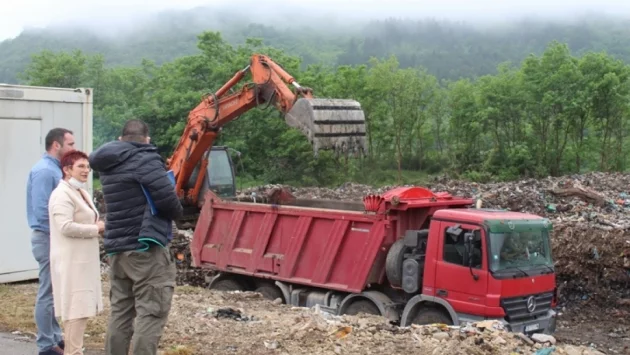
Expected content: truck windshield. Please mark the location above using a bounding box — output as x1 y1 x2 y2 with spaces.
488 230 553 273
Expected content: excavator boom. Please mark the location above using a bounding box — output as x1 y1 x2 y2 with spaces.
167 54 367 208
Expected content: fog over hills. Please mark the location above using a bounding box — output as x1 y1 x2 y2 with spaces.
3 1 630 83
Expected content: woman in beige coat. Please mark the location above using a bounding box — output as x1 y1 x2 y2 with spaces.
48 150 105 355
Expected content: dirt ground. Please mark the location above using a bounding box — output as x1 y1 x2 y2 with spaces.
0 279 621 355
555 307 630 354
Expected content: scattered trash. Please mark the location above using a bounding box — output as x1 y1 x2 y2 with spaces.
263 340 279 349
212 307 255 322
534 347 555 355
333 326 352 339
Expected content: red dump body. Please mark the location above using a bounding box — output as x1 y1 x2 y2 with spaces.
190 187 474 293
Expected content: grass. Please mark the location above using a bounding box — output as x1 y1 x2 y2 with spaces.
0 281 109 349
359 169 434 187
0 280 201 354
0 282 39 335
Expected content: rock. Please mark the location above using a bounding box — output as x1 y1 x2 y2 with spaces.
532 333 557 345
432 332 450 341
563 345 582 355
492 336 507 345
583 349 606 355
515 332 535 345
264 340 279 349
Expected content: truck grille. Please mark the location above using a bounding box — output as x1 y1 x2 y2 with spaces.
500 292 553 322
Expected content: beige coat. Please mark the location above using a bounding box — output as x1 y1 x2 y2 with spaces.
49 179 104 321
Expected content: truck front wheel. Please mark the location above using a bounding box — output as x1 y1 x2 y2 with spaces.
411 307 453 325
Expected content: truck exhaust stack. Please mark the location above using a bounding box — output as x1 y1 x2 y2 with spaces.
285 98 368 157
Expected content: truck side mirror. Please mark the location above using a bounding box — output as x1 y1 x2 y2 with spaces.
464 232 480 281
464 232 473 264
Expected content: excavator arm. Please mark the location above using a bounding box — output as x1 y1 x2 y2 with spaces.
167 54 367 207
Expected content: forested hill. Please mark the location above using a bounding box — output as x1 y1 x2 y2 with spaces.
2 8 630 84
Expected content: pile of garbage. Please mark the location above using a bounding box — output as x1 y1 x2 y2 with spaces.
162 288 607 355
170 227 214 287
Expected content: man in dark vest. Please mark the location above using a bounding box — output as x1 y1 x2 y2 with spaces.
89 119 183 355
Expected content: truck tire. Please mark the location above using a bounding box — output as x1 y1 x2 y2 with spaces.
211 279 245 292
344 300 380 316
255 284 285 303
386 239 409 287
411 307 452 325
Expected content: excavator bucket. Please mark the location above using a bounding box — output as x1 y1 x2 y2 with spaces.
285 98 368 157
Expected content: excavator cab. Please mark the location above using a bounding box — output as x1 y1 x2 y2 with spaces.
187 146 237 201
176 147 236 227
206 147 237 198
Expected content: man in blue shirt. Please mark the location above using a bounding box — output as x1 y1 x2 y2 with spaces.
26 127 75 355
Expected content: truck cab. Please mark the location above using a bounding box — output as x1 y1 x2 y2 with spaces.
397 208 557 334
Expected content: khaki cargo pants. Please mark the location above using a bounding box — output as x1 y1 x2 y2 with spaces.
105 245 176 355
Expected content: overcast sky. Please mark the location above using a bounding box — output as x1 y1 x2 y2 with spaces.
2 0 630 41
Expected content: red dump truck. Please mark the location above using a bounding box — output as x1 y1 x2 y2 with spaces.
190 186 557 335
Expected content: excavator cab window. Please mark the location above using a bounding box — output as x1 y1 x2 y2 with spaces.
206 147 236 198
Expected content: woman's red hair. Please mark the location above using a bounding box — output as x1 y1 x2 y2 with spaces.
60 150 89 178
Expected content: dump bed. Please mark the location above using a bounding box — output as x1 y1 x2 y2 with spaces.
190 187 473 293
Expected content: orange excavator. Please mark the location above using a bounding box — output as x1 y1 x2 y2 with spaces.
165 54 367 218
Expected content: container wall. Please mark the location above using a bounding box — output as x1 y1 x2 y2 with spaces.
0 85 93 283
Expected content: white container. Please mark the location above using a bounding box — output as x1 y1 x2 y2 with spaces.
0 84 93 283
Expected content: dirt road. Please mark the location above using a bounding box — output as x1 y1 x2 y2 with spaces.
0 332 104 355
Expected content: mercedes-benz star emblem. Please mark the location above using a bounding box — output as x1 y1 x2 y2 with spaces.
526 296 537 313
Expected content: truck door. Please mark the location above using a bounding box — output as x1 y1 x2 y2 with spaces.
434 221 489 317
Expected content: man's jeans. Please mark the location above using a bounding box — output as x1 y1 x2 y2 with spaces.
105 245 176 355
31 231 63 352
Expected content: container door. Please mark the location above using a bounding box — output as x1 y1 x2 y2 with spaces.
0 118 42 283
433 221 489 316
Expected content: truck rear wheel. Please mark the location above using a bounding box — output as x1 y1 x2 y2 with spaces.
344 300 380 316
411 307 453 325
211 279 245 292
255 284 285 303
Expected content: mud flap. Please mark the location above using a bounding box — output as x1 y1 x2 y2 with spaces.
285 98 368 157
